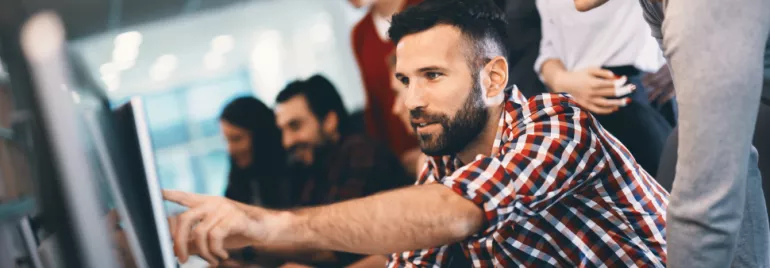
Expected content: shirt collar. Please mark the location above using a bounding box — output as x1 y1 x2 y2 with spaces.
491 85 527 156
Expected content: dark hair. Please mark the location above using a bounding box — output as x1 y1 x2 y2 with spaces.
219 96 290 208
275 74 350 135
388 0 509 70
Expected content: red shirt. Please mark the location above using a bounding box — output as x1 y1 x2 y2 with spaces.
351 0 421 157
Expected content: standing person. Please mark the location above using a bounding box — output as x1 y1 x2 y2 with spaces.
535 0 672 174
571 0 770 267
349 0 421 159
220 96 291 209
162 1 668 267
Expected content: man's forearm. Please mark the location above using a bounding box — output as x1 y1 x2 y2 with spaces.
540 58 568 93
251 184 483 255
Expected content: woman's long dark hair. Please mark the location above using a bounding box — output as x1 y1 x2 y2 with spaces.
220 96 290 208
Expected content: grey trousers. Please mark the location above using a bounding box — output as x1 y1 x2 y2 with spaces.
639 0 770 267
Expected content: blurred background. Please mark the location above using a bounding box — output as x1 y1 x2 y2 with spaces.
66 0 369 196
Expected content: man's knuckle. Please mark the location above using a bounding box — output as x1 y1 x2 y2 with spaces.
195 226 207 236
179 213 193 223
210 227 226 239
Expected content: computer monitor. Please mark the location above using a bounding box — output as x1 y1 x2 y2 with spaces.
14 10 123 267
111 98 176 268
13 11 177 267
46 58 177 268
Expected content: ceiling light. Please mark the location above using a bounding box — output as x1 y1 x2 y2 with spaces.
250 30 284 103
211 35 234 54
100 62 117 76
112 46 139 66
152 54 178 73
114 31 143 48
102 74 120 92
150 54 177 81
113 59 135 71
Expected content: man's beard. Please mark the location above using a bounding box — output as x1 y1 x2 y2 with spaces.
287 132 334 168
411 80 488 157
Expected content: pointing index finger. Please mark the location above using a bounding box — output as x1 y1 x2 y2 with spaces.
163 190 200 207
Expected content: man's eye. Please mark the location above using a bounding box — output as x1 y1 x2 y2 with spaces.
426 72 443 80
288 122 301 131
399 77 410 86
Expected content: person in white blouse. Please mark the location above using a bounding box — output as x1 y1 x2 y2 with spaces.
535 0 672 175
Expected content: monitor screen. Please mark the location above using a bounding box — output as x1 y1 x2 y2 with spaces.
68 84 176 268
66 41 176 268
112 98 176 268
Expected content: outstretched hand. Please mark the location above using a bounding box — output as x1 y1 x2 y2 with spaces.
163 190 273 266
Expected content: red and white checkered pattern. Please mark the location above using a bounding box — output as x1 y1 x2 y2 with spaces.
387 90 668 268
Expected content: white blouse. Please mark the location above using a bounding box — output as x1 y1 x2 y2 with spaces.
534 0 665 77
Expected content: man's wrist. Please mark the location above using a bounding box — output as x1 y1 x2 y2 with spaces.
254 210 312 251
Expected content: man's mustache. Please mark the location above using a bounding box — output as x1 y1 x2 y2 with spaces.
409 108 448 125
288 143 312 154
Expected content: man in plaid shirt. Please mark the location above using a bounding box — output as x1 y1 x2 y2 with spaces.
162 0 669 267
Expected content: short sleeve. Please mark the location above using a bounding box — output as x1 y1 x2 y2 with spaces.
533 0 562 79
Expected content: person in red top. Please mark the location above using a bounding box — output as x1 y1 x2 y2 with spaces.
349 0 421 159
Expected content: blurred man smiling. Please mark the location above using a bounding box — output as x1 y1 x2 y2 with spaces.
273 75 411 267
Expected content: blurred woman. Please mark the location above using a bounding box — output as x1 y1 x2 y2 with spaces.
220 96 291 208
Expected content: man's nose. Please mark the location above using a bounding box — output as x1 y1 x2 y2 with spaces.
282 132 295 150
404 85 426 112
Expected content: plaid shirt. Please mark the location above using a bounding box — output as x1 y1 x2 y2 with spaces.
292 135 413 207
387 90 669 268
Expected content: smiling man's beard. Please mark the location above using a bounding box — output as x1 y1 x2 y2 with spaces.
287 130 334 168
411 80 488 157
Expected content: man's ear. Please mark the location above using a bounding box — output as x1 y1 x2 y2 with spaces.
482 55 508 99
322 112 339 137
